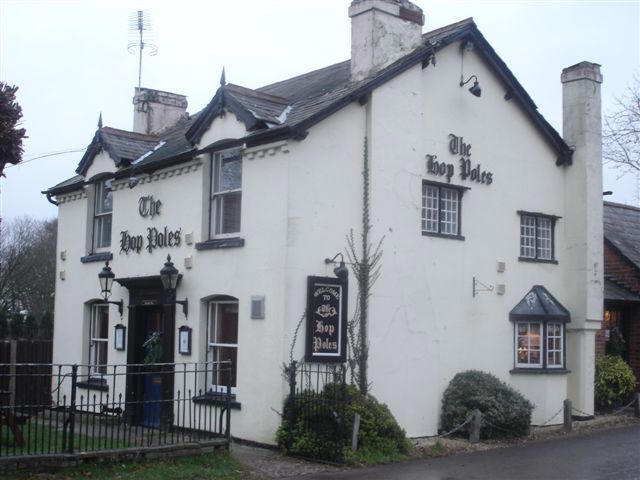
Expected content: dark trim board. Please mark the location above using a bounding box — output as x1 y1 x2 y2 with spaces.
81 252 113 263
195 237 245 250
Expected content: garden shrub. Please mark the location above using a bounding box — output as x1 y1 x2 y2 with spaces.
277 383 408 464
440 370 533 439
594 355 637 410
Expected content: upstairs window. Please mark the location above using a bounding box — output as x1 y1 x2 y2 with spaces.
421 181 466 239
210 151 242 238
93 180 112 251
518 211 558 263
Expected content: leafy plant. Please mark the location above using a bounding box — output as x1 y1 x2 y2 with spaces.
440 370 533 439
595 355 637 410
277 383 408 464
606 327 626 358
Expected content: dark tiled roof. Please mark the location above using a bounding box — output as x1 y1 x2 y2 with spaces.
75 127 159 176
510 285 570 321
604 279 640 303
48 17 572 194
604 201 640 270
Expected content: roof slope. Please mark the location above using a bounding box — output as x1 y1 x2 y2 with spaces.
604 201 640 270
47 17 572 195
76 127 159 176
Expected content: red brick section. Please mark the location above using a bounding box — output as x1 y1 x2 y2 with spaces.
604 242 640 294
601 241 640 391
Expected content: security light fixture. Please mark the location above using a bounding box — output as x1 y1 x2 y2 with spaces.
98 261 124 316
160 255 188 317
324 253 349 282
460 75 482 97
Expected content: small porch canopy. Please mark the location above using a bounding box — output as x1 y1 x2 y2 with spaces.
509 285 570 323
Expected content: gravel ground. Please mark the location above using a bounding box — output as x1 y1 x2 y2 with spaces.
232 412 639 478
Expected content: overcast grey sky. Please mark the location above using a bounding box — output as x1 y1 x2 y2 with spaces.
1 0 638 221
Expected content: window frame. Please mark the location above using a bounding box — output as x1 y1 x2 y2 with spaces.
517 210 560 264
89 303 109 376
421 180 468 241
92 179 113 252
206 299 239 395
513 319 566 371
209 150 242 240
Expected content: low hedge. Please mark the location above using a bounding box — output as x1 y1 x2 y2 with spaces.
595 355 637 410
440 370 533 439
277 384 408 464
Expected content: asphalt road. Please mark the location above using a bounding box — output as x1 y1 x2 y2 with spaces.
297 425 640 480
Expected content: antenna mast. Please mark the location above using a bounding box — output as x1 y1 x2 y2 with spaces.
128 10 158 89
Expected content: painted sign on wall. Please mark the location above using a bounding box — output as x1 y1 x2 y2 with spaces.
305 276 348 363
425 133 494 185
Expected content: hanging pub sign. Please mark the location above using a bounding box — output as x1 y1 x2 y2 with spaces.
305 276 347 363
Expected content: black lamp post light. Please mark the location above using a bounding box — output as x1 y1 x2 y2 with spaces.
98 261 124 316
160 255 188 317
324 253 349 282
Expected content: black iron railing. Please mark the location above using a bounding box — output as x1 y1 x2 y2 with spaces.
0 361 232 458
284 361 347 462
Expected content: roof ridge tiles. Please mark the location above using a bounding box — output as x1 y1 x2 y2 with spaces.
604 200 640 213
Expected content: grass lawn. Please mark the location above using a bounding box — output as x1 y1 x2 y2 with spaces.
1 420 129 455
10 450 249 480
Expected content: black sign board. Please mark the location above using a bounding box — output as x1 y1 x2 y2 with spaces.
305 276 347 363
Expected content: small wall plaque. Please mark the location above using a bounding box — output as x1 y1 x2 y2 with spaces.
178 325 192 355
114 324 126 351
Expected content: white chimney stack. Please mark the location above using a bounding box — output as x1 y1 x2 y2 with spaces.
561 61 603 417
133 87 188 135
349 0 424 82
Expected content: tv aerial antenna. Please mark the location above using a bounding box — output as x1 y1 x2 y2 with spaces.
128 10 158 89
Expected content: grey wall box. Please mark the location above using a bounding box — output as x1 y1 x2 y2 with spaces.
251 296 265 319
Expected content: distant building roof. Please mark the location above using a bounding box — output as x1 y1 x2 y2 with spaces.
604 201 640 270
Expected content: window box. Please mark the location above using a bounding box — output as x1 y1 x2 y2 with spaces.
518 210 560 263
421 181 469 239
80 252 113 263
195 237 245 250
77 377 109 392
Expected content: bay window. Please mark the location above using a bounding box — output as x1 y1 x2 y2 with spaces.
514 320 565 369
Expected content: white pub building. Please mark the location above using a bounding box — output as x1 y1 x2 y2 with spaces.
45 0 604 444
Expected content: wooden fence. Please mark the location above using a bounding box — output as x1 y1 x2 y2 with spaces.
0 340 52 408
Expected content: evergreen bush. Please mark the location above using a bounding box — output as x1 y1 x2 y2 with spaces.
594 355 637 410
277 383 408 464
440 370 533 439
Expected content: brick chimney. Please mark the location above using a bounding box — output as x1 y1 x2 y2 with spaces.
133 87 188 135
349 0 424 82
561 61 603 417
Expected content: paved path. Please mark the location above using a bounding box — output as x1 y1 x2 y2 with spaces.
296 425 640 480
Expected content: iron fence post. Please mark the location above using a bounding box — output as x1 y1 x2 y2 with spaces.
339 364 347 461
68 364 78 454
286 361 297 451
225 363 231 444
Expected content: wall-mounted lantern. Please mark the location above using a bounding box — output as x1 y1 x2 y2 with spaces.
160 255 188 317
460 75 482 98
324 253 349 282
98 261 124 316
114 324 126 351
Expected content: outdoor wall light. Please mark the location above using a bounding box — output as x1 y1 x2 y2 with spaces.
98 261 124 316
160 255 188 317
324 253 349 282
460 75 482 97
